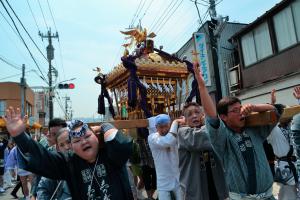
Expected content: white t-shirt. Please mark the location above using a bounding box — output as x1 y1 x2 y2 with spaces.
148 121 180 191
267 125 290 158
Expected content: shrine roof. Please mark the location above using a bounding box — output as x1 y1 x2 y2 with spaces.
106 49 189 88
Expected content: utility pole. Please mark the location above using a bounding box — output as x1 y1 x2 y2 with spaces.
209 0 217 18
39 29 59 120
20 64 26 117
64 95 70 120
208 0 230 97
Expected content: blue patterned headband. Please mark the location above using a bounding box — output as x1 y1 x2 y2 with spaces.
68 120 89 138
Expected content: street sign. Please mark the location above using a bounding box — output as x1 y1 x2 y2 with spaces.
193 33 212 86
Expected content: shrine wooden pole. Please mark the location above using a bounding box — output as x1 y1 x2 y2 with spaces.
88 105 300 129
113 89 120 116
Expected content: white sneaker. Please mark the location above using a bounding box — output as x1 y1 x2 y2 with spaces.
0 187 5 193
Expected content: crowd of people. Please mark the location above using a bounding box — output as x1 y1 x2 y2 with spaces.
0 61 300 200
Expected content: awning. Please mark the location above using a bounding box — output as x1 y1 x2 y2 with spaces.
0 118 5 127
0 118 42 129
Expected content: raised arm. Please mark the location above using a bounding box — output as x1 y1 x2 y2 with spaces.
4 107 68 180
148 120 178 149
91 124 133 167
193 62 217 118
294 86 300 104
270 89 276 105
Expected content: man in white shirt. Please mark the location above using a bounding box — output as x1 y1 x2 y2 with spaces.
148 114 182 200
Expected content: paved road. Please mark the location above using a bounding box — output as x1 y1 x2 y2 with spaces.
0 183 280 200
0 186 24 200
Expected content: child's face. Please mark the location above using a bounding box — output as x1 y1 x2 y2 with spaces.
71 128 99 163
57 131 71 153
184 106 204 128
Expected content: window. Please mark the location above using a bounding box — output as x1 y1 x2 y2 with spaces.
273 1 300 51
26 102 32 117
292 0 300 41
273 6 297 50
241 32 257 66
254 23 273 60
241 22 273 67
0 100 6 116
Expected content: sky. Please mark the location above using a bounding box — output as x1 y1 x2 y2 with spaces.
0 0 281 119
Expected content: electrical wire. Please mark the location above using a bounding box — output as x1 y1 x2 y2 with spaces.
55 90 67 117
149 0 175 32
0 22 30 65
0 9 19 37
130 0 143 27
152 0 180 33
166 8 209 52
158 1 194 40
45 0 66 80
190 0 209 6
25 0 40 31
0 55 21 70
112 0 146 69
37 0 48 29
193 0 211 40
215 0 224 6
0 0 48 84
4 0 48 62
0 69 34 81
155 0 184 34
132 0 147 26
139 0 155 21
46 0 58 31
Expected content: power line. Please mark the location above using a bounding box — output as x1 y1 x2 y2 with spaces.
166 19 198 52
112 0 145 69
25 0 49 64
140 0 155 21
190 0 209 6
0 22 30 65
193 0 211 40
37 0 48 29
158 1 194 40
149 0 175 32
132 0 147 26
46 0 58 31
155 0 184 34
166 8 209 52
151 0 180 32
0 0 48 84
215 0 224 6
0 9 19 37
1 4 47 67
57 41 66 80
26 0 40 31
55 90 67 116
4 0 48 62
130 0 143 27
0 69 34 81
45 0 66 80
0 55 21 70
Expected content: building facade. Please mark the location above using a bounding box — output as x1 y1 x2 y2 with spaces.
175 21 246 103
0 82 35 117
230 0 300 105
33 90 50 127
